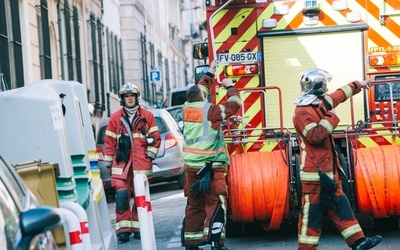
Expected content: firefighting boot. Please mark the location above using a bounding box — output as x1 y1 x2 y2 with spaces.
133 231 141 239
352 235 382 250
118 232 130 244
185 246 202 250
211 241 228 250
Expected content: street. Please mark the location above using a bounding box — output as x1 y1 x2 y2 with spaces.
107 181 400 250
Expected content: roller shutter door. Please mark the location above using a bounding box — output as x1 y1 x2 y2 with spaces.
262 31 365 130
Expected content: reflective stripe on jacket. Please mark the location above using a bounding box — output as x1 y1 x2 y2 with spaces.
292 81 363 189
104 107 161 179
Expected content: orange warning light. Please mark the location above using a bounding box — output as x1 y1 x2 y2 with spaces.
369 54 400 67
224 63 259 77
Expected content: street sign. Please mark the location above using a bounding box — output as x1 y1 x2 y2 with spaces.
149 69 161 82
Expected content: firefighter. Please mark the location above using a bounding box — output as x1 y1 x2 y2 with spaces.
181 60 241 250
104 82 161 244
292 69 382 250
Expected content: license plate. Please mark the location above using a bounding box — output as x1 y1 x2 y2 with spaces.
218 52 261 63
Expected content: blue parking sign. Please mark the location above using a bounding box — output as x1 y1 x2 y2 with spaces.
150 70 161 82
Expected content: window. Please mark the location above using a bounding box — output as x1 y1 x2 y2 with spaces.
64 1 73 80
106 30 123 95
150 43 155 69
58 2 82 82
73 7 82 83
0 0 24 89
165 59 170 92
88 14 105 112
37 0 52 79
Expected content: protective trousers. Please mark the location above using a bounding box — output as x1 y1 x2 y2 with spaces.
112 168 139 236
298 180 365 250
182 168 227 247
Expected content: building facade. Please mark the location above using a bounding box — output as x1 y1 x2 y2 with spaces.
0 0 205 130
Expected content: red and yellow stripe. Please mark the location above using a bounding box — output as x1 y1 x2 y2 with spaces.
208 0 399 153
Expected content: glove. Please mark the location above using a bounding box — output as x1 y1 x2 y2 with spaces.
190 180 201 197
318 168 339 210
190 171 211 197
198 171 211 193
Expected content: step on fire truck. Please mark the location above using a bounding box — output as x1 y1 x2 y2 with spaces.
193 0 400 235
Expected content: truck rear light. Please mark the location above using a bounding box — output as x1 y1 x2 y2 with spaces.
224 63 259 77
164 133 178 150
369 54 400 67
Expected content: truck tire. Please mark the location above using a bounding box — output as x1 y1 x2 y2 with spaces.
374 216 399 230
225 218 243 237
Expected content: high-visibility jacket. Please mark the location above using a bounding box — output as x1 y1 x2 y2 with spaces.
182 73 241 170
182 102 229 166
104 107 161 179
181 73 241 248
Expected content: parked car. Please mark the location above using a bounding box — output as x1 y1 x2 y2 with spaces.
0 155 61 250
96 108 185 201
166 84 193 107
166 104 184 129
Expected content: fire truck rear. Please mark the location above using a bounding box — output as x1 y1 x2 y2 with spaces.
192 0 400 234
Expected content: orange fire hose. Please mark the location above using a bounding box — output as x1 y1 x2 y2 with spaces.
354 144 400 217
228 150 289 230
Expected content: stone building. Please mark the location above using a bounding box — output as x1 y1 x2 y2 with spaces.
0 0 205 129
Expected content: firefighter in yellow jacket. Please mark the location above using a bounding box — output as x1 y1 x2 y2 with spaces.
293 69 382 250
181 60 241 250
104 82 161 244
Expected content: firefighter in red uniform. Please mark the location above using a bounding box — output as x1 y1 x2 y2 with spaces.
293 69 382 250
104 82 161 244
181 60 241 250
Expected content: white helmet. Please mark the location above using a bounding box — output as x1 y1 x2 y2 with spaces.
119 82 140 97
300 69 333 96
119 82 140 106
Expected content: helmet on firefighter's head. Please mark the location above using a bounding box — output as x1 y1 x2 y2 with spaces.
300 69 333 96
119 82 140 106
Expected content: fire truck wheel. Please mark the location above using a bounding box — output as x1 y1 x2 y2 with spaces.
225 219 242 237
374 216 399 230
244 222 264 235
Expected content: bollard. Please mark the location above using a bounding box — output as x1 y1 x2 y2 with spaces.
60 201 91 249
56 207 84 250
134 173 157 250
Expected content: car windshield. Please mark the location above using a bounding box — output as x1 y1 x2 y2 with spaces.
170 91 187 106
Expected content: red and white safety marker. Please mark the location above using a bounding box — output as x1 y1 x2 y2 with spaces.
134 173 157 250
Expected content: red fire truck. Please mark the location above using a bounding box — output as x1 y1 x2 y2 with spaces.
193 0 400 234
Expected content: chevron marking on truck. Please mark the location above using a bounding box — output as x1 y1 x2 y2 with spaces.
214 7 267 153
